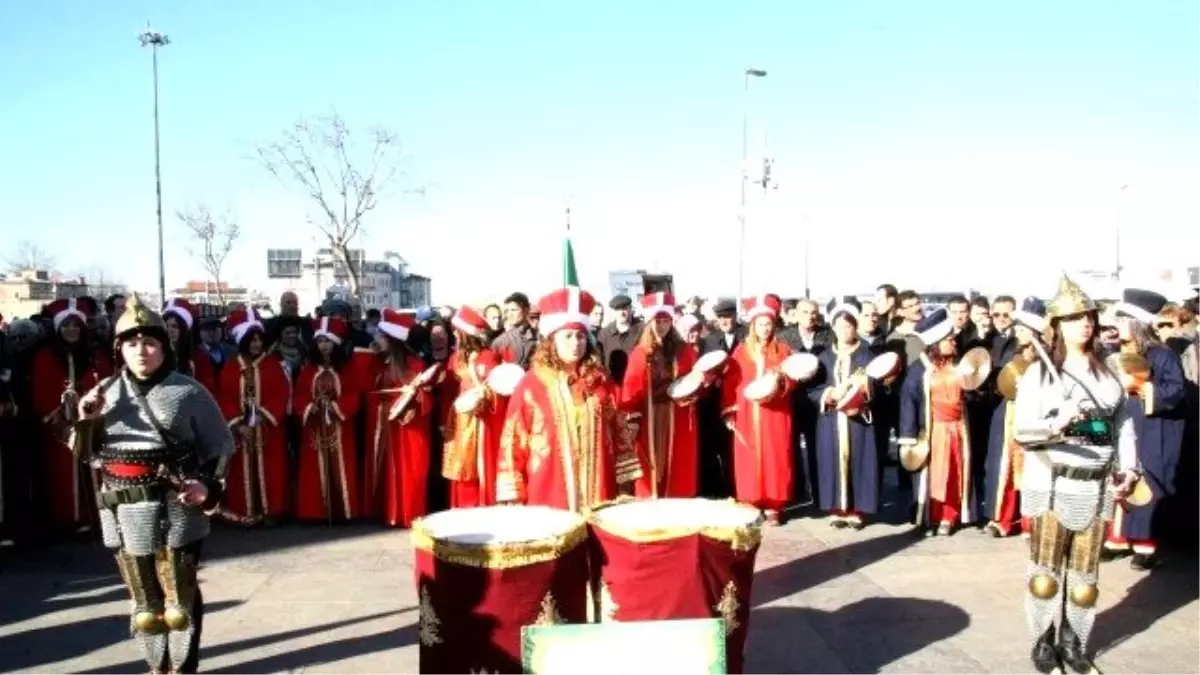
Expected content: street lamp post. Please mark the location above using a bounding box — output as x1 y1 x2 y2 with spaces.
738 67 767 300
139 24 170 305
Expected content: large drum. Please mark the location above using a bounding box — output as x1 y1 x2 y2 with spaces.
412 505 590 674
587 498 763 674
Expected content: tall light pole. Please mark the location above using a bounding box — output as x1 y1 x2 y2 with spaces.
1114 183 1128 283
738 67 767 300
139 24 170 304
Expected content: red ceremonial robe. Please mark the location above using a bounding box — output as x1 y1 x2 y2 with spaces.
619 342 700 498
294 360 362 521
185 346 217 394
362 354 434 527
31 346 111 527
719 339 795 511
497 363 641 513
441 349 508 508
218 353 290 522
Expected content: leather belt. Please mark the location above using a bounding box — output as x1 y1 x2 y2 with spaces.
1051 465 1108 482
98 484 167 508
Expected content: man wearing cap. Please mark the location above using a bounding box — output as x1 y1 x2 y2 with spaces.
597 294 644 384
697 298 741 497
71 294 234 673
1103 288 1188 570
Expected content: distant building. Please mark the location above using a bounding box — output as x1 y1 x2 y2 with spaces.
0 268 99 320
608 269 674 304
170 280 263 307
263 247 432 312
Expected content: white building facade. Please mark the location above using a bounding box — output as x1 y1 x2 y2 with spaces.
264 248 432 312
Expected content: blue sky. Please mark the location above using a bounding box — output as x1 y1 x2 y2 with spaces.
1 1 1197 305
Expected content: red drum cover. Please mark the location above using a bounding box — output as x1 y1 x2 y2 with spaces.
836 382 869 415
413 506 589 674
587 498 763 674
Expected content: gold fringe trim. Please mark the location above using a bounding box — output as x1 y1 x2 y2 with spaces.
588 498 764 551
410 517 588 570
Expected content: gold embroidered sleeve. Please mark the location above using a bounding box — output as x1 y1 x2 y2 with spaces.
496 394 530 503
610 406 643 483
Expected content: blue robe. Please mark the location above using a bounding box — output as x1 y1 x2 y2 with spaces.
808 343 879 514
1115 344 1188 541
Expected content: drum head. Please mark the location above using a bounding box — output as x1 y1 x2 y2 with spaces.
744 373 779 401
418 505 584 545
694 350 728 373
416 363 443 385
454 387 485 414
668 374 702 400
486 363 525 396
780 353 819 381
592 498 761 531
865 352 900 380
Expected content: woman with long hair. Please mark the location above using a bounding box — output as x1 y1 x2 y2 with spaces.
497 287 641 511
983 297 1047 537
30 297 112 530
294 317 361 522
361 310 435 526
441 306 508 508
1013 274 1139 674
216 308 290 524
719 295 795 525
1103 288 1188 569
162 298 216 392
619 292 700 498
898 307 974 536
809 300 879 529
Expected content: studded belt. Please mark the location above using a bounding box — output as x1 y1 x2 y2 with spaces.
97 484 167 508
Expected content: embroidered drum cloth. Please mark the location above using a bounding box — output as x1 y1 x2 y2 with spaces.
587 498 763 674
412 505 589 674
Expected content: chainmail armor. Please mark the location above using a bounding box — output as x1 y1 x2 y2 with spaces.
1024 563 1059 639
1064 569 1100 651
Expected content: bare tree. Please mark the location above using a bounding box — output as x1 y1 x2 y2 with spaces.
177 203 241 305
255 113 410 297
4 239 56 273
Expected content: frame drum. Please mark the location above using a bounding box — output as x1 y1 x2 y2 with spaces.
588 498 763 674
412 505 589 673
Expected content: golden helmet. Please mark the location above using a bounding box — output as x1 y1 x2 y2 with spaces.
1046 274 1097 320
113 293 167 342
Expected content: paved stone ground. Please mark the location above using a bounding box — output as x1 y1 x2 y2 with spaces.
1 499 1196 674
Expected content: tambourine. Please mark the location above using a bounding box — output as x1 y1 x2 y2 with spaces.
694 350 729 375
780 353 820 382
956 347 992 392
667 373 703 400
865 352 901 383
453 386 487 414
744 372 781 402
388 363 443 421
485 362 525 397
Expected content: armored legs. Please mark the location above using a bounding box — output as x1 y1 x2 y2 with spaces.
102 502 207 673
1025 511 1104 674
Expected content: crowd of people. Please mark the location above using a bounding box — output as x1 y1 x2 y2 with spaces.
0 278 1196 673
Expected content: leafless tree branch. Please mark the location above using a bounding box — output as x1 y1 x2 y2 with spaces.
177 203 241 305
3 239 56 273
254 113 408 296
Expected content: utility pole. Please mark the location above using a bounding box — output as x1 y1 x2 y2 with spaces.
139 24 170 304
737 67 767 300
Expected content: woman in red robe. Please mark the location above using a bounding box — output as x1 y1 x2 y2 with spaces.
441 306 510 508
30 297 111 530
619 292 700 498
162 298 216 392
361 310 435 527
294 316 361 522
216 309 290 524
497 286 642 512
719 294 795 525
